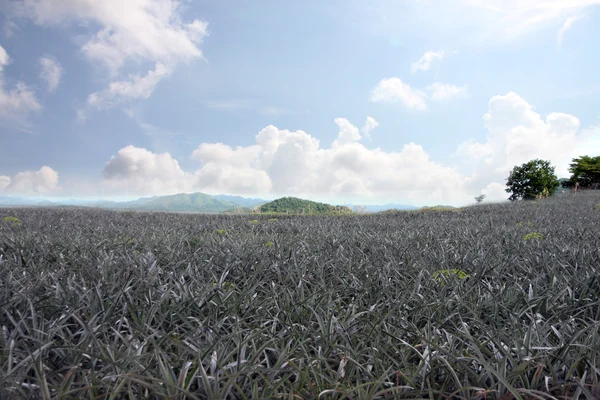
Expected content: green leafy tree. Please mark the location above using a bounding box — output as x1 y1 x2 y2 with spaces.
505 159 560 201
567 155 600 188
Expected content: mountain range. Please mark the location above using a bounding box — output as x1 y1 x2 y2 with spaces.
0 193 418 213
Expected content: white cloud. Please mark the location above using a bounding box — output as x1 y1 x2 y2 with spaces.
0 44 41 121
184 120 468 204
102 145 191 195
427 82 468 101
12 0 207 73
39 56 63 92
371 78 467 109
456 92 592 201
361 116 379 140
557 15 584 46
411 50 444 73
194 163 273 195
96 93 598 205
9 0 207 108
370 78 428 110
332 117 362 147
0 166 59 195
192 143 263 168
191 141 271 195
0 175 10 190
88 63 172 108
0 45 10 71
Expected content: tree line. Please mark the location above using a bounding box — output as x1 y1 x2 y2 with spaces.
503 155 600 201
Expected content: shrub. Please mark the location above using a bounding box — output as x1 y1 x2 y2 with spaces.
433 268 470 285
188 235 202 247
523 232 543 240
2 216 21 225
212 281 236 291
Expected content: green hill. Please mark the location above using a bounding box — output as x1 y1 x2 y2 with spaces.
259 197 353 215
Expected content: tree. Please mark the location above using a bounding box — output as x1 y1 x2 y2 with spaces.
474 194 486 204
567 155 600 189
505 159 560 201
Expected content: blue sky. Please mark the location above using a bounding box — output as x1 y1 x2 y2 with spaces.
1 0 599 206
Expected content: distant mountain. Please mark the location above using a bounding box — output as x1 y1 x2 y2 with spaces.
0 197 58 207
126 193 238 213
1 193 241 213
1 193 420 214
93 196 158 209
213 194 266 208
260 197 353 215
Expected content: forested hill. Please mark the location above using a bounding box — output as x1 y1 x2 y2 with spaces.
259 197 353 215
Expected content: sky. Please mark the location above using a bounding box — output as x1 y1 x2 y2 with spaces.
0 0 599 206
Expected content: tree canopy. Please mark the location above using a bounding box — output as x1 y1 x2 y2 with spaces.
259 197 353 215
567 155 600 188
505 159 560 201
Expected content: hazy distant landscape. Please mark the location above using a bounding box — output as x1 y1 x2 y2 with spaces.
0 193 418 214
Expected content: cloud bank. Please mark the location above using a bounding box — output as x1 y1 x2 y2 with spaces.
95 93 598 205
3 93 596 206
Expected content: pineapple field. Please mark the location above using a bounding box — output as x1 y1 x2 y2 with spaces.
1 192 599 399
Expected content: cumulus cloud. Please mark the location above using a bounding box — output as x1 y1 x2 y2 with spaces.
361 116 379 140
119 119 468 204
8 0 207 108
39 56 63 92
102 145 192 195
0 175 10 190
411 50 444 73
0 166 59 195
332 117 362 147
97 92 597 205
456 92 592 200
427 82 468 101
370 78 428 110
0 44 41 121
88 63 172 108
11 0 207 72
194 163 272 195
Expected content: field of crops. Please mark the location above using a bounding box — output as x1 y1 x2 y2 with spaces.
1 192 599 399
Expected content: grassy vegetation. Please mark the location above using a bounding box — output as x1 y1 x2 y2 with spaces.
417 205 458 212
1 193 600 398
